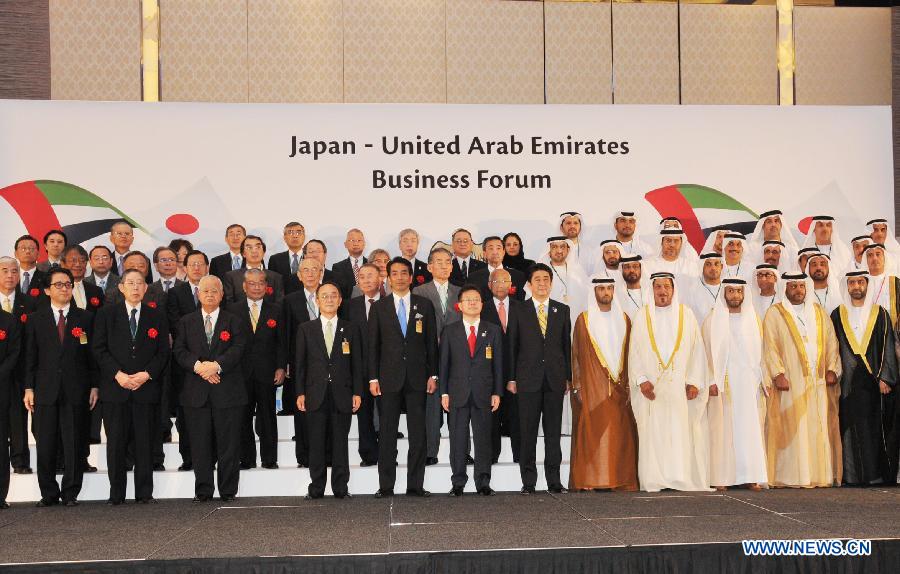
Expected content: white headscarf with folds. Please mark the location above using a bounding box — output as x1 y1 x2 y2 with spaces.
801 216 851 272
804 251 842 313
706 279 761 389
585 276 627 377
749 209 800 253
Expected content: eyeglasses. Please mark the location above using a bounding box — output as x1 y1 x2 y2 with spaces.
50 282 73 289
186 262 207 269
285 229 305 236
245 281 267 288
158 257 177 264
317 294 340 301
459 298 482 304
92 255 111 261
123 281 146 288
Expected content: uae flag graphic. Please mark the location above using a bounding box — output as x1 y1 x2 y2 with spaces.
644 184 759 253
0 180 145 258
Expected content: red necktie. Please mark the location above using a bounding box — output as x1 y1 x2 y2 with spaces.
468 325 476 358
498 300 507 333
57 309 66 344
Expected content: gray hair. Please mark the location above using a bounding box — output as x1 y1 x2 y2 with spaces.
398 228 419 241
244 268 267 282
198 274 223 292
0 256 19 269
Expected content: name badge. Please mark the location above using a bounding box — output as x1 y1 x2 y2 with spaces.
485 345 493 360
79 334 88 345
342 339 350 355
415 319 423 334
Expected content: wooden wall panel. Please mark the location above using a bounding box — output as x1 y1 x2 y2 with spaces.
612 2 679 104
545 1 612 104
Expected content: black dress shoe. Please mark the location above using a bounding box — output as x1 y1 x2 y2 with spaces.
491 458 499 465
178 463 192 471
137 497 158 504
153 463 165 471
466 455 475 465
548 485 568 494
397 432 404 438
192 495 212 503
63 500 79 507
35 498 58 507
406 489 431 498
240 462 256 470
13 467 32 475
425 457 439 466
125 465 134 472
479 487 496 496
360 460 377 467
520 486 536 495
334 492 353 499
261 462 279 469
82 463 97 473
0 501 10 509
448 487 464 497
106 498 125 506
304 493 323 500
163 434 173 443
374 489 394 498
220 495 237 502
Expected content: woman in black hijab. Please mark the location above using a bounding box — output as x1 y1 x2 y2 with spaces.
502 232 535 273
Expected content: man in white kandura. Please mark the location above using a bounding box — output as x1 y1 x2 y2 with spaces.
703 278 768 492
628 272 710 492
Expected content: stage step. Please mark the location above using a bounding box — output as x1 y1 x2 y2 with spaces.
27 435 572 472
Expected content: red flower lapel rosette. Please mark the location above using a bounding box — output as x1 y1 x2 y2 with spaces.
19 314 27 324
509 285 517 295
146 301 157 309
265 286 274 296
147 328 159 339
266 318 277 328
0 330 6 341
89 297 100 307
416 275 425 284
453 302 461 312
219 330 231 342
29 288 40 297
71 327 84 338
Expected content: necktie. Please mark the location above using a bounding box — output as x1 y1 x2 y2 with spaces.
352 259 361 284
307 293 318 318
438 285 447 314
117 255 124 275
164 280 171 292
129 308 138 340
2 297 11 313
250 301 259 333
98 278 106 290
73 284 85 309
22 271 30 293
461 259 468 279
468 325 476 357
204 314 213 344
57 309 66 343
379 281 386 297
232 255 239 271
324 319 334 356
193 286 199 307
367 298 375 320
538 302 547 337
498 300 507 333
291 253 299 275
398 298 408 337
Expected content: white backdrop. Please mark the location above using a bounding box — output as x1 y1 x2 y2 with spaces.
0 101 892 263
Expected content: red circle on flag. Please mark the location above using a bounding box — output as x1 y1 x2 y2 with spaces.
166 213 199 235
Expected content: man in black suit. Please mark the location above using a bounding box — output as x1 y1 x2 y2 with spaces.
61 245 104 471
223 236 284 304
267 221 306 289
0 256 35 475
507 263 571 495
0 303 22 509
440 285 503 496
102 252 162 307
449 228 486 286
341 263 381 466
150 246 182 296
37 229 66 272
331 228 367 300
468 236 526 302
209 223 247 280
24 268 99 506
281 257 323 466
173 275 248 502
296 282 364 499
226 269 286 470
399 228 432 284
109 221 136 276
480 268 521 464
92 269 170 504
166 249 210 471
368 257 438 497
85 245 120 301
14 234 47 296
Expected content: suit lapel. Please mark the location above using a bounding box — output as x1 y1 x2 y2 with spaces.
313 317 329 358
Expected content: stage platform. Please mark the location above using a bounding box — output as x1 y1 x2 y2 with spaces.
0 488 898 573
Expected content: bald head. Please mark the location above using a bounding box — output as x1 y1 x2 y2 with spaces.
488 268 512 300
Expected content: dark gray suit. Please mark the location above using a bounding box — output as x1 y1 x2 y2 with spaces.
439 321 503 490
84 272 120 303
412 281 460 459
